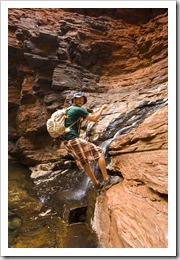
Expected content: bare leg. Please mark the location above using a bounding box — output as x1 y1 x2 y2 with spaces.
84 164 99 185
98 153 108 181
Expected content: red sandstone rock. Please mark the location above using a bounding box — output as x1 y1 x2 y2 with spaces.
8 8 168 248
92 180 168 248
109 106 168 194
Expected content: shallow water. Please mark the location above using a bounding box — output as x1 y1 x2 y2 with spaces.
8 161 99 248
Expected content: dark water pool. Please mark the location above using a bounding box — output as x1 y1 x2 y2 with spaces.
8 161 99 248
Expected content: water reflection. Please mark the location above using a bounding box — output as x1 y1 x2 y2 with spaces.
8 161 99 248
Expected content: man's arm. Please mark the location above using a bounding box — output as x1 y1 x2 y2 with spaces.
85 104 108 122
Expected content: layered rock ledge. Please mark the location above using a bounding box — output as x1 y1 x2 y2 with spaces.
8 8 168 248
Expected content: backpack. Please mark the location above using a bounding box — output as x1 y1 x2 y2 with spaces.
46 107 79 138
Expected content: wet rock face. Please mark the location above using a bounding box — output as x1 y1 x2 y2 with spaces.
8 8 168 248
92 105 168 248
109 105 168 194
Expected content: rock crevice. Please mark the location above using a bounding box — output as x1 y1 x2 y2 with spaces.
8 8 168 248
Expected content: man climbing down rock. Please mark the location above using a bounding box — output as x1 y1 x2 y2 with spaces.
64 92 114 189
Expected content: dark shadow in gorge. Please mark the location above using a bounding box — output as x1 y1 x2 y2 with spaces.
8 161 99 248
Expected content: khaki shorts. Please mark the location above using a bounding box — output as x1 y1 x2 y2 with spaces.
65 138 103 169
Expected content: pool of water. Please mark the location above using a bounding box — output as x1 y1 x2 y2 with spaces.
8 161 99 248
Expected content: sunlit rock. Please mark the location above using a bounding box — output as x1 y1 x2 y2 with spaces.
92 180 168 248
8 8 168 248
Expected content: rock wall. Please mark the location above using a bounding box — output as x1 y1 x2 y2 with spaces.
8 8 168 248
92 105 168 248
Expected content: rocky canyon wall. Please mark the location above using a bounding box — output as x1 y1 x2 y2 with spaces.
8 8 168 248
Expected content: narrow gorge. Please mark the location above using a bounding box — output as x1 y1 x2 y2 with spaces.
8 8 168 248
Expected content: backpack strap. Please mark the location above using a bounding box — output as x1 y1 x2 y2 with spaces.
65 106 73 111
68 118 81 128
65 106 81 133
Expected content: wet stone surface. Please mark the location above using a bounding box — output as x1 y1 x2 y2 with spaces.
97 98 168 144
8 161 99 248
31 160 105 226
8 99 167 248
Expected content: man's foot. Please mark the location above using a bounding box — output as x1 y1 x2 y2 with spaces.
94 176 121 191
94 181 103 191
102 176 121 189
102 176 113 189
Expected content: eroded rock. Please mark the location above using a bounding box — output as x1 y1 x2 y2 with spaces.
92 180 168 248
8 8 168 165
109 105 168 194
8 8 168 248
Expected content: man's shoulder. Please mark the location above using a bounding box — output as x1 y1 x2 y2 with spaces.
69 106 89 118
69 106 87 112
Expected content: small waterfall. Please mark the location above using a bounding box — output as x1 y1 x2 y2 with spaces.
98 98 168 156
33 98 168 224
